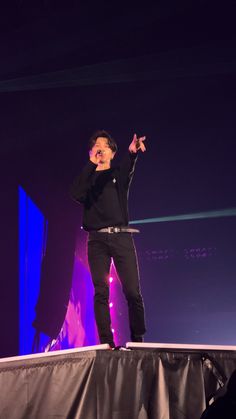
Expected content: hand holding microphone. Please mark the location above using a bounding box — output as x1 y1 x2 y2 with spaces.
89 148 104 165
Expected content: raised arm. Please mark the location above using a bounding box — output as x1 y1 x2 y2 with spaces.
70 160 97 203
119 133 146 187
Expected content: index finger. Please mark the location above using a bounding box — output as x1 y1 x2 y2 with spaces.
132 133 137 142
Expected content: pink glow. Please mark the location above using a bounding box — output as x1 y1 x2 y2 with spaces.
109 276 113 283
108 264 130 346
109 302 113 308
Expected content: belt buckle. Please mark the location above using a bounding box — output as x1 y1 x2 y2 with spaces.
108 227 119 233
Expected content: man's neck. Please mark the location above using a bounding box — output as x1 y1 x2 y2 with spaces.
96 163 111 171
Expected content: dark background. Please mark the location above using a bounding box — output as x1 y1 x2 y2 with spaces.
0 0 236 356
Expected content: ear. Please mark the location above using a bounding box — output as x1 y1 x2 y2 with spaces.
111 152 116 160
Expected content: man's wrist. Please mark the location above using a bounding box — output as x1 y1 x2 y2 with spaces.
129 150 138 158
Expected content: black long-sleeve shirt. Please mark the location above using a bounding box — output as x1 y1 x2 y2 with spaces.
70 152 138 231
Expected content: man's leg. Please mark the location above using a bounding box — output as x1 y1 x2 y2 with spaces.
87 233 115 347
111 233 146 341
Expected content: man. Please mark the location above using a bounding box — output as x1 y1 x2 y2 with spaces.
71 130 146 348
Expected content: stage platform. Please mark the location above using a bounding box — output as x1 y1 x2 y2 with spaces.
1 343 236 419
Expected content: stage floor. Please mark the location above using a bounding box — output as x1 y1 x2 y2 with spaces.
1 343 236 419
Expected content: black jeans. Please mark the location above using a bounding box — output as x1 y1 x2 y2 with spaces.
87 232 146 347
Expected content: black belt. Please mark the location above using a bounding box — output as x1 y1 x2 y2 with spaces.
94 227 140 234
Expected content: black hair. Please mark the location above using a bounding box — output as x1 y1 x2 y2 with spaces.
88 130 118 153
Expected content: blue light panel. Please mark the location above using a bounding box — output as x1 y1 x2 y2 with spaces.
19 186 47 355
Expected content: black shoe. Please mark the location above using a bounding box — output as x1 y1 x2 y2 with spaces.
107 342 115 349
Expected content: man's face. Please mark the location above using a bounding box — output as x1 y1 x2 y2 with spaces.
92 137 115 165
